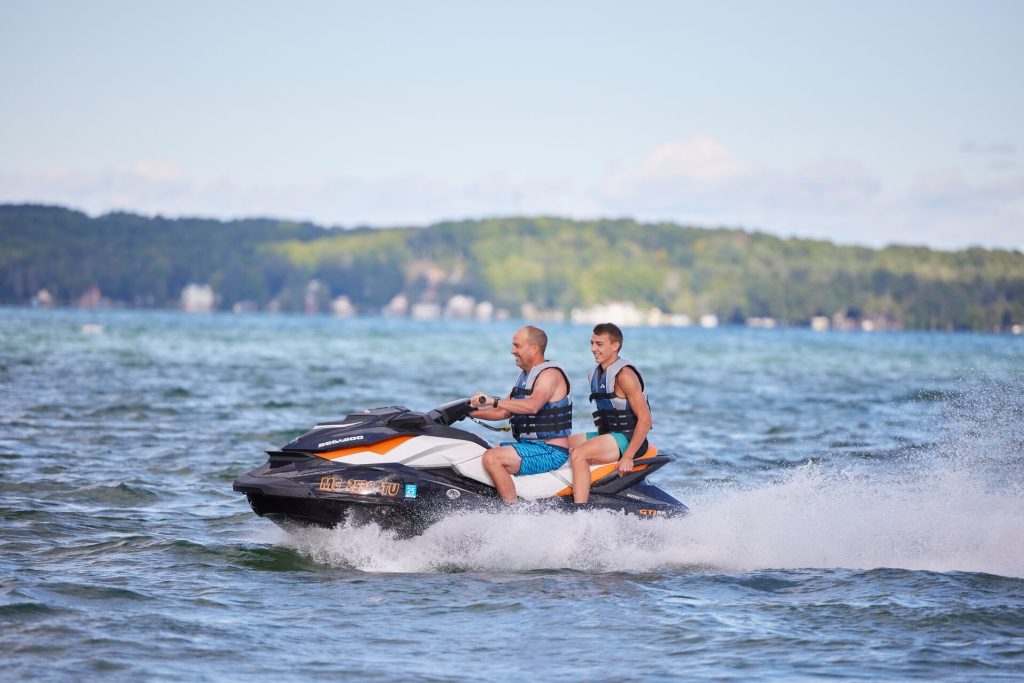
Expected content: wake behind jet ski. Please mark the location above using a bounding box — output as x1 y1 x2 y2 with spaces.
233 398 687 536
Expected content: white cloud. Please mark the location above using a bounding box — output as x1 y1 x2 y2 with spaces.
604 136 753 194
132 161 186 184
595 138 891 242
1 138 1022 251
894 170 1024 248
593 137 1021 250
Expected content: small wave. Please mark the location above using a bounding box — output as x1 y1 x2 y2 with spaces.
70 482 160 504
237 430 299 445
262 401 298 409
86 403 148 417
229 543 320 572
40 582 153 602
49 536 158 561
0 602 60 617
0 507 49 522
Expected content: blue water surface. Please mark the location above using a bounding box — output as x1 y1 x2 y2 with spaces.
1 308 1022 681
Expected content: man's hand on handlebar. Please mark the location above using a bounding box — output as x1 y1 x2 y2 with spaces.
470 392 496 408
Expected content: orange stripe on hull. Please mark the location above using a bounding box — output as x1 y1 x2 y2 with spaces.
555 445 659 496
317 435 414 460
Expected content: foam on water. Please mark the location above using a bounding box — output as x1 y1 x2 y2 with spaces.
272 377 1024 578
268 464 1023 578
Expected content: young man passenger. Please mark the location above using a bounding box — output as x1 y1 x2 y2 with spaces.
470 326 573 503
568 322 652 504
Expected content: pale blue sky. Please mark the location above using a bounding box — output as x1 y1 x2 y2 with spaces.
1 0 1021 249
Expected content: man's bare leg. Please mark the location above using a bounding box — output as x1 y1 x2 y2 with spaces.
568 434 620 504
481 446 522 503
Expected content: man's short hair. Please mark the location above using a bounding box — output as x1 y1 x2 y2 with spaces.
523 325 548 355
593 322 623 349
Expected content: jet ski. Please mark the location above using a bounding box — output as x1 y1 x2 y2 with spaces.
233 398 687 536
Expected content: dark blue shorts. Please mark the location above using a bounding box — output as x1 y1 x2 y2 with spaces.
501 440 570 476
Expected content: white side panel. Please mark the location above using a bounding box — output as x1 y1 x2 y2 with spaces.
453 457 586 501
452 457 493 487
513 463 576 500
335 435 616 501
334 436 485 467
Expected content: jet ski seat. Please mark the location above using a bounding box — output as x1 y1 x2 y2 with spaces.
452 445 660 501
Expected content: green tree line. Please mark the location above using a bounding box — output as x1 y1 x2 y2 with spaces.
2 204 1022 330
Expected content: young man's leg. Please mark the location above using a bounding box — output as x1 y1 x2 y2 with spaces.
567 433 589 449
568 433 621 503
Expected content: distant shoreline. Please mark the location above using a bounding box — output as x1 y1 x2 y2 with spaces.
3 204 1022 332
5 305 1023 336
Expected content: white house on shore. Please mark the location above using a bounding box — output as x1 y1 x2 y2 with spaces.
181 283 215 313
571 301 691 328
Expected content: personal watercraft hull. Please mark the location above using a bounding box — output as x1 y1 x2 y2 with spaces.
233 402 687 536
235 454 686 536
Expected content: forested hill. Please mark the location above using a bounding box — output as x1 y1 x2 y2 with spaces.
2 203 1022 331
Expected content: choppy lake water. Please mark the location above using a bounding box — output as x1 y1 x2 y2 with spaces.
2 308 1022 680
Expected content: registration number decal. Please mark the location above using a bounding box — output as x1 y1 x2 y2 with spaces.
318 477 401 497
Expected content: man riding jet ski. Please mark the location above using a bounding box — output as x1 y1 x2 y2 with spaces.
233 398 687 537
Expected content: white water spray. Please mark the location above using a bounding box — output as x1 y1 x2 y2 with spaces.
270 378 1024 577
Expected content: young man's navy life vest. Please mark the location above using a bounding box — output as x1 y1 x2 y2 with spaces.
508 361 573 441
588 356 649 449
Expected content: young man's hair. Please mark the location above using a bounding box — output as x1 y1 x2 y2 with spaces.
592 322 623 349
523 325 548 355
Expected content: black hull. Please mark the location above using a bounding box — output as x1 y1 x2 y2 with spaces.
243 490 431 534
236 458 687 537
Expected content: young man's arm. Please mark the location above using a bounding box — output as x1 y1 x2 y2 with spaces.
617 367 652 474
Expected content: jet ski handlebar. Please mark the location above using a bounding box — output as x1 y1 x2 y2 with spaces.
426 398 477 426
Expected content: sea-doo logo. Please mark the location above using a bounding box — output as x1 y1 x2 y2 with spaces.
317 434 365 449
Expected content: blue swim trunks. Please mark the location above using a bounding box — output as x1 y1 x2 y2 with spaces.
501 440 570 476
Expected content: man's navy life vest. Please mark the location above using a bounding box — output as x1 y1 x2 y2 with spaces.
508 361 573 441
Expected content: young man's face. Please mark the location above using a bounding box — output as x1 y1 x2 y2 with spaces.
590 333 620 366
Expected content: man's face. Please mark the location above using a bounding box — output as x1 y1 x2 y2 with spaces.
591 333 619 366
511 329 538 369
